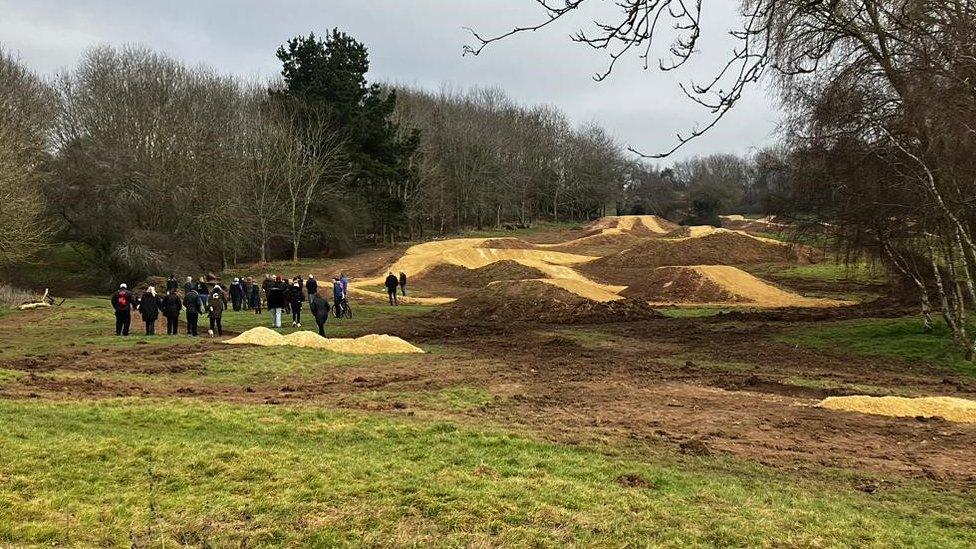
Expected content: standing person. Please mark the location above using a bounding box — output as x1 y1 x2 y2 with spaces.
138 286 161 335
111 283 133 336
399 272 408 297
207 287 226 336
166 274 179 294
195 277 209 313
249 279 262 314
262 274 272 303
162 288 182 335
306 274 318 296
309 291 330 337
183 286 201 336
267 275 285 328
288 280 305 327
241 277 252 310
339 272 349 295
384 272 399 306
230 278 244 311
332 277 345 318
183 276 194 293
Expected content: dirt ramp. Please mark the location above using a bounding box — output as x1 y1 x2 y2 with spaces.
590 215 677 234
591 230 815 270
411 261 549 297
479 238 539 250
434 279 660 324
624 265 849 308
820 395 976 423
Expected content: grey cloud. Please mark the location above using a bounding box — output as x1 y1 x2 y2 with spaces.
0 0 778 161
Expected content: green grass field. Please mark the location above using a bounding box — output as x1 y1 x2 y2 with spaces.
781 317 976 377
2 399 974 547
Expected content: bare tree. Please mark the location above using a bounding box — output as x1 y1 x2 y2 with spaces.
0 48 55 266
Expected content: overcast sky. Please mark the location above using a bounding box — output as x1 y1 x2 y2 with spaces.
0 0 780 163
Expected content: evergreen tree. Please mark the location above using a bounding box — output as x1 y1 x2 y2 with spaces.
274 30 419 241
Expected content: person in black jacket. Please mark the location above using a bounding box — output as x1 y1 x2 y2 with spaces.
162 288 182 335
207 286 227 336
267 275 285 328
229 278 244 311
138 286 161 335
183 288 201 336
385 272 399 306
111 283 134 336
288 281 305 327
166 275 179 294
306 274 318 296
309 292 330 336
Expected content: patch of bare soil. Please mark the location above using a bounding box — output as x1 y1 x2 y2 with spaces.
433 279 661 324
411 261 549 297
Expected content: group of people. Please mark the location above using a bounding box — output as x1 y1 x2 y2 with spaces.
384 271 408 306
110 270 367 338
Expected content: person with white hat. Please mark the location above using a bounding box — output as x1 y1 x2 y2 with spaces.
110 283 133 336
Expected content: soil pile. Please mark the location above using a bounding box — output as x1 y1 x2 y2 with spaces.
479 238 539 250
623 265 849 308
550 215 677 250
590 215 677 234
591 230 814 270
225 327 424 354
434 279 660 324
819 395 976 423
411 261 549 297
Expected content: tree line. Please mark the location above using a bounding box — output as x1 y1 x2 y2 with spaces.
0 31 650 287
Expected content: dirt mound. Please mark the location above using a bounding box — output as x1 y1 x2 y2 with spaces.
434 279 660 324
623 265 849 308
589 215 677 234
479 238 539 250
593 231 814 270
820 395 976 423
225 327 424 354
411 261 550 297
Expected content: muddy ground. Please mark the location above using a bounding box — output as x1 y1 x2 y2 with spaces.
3 302 975 488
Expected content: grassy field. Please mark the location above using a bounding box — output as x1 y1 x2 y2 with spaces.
2 399 974 547
781 317 976 377
0 297 434 361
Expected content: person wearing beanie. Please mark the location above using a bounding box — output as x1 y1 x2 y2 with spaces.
110 283 133 336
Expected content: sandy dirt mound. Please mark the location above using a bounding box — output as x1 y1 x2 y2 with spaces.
591 231 816 270
411 261 550 297
623 265 849 307
225 327 424 354
479 238 540 250
434 279 660 324
720 215 789 232
547 215 676 250
820 395 976 423
667 225 786 245
590 215 677 234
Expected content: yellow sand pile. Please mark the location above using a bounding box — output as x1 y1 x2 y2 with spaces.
671 225 785 245
819 395 976 423
225 327 424 354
